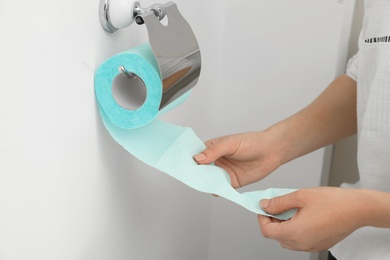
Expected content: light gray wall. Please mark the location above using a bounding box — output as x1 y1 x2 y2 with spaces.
0 0 357 259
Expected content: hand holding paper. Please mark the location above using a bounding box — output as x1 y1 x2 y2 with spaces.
194 132 283 189
258 187 370 251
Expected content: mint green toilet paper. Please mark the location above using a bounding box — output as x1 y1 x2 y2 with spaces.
95 43 162 129
94 43 297 220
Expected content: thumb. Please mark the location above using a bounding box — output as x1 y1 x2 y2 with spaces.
260 192 302 215
193 136 238 165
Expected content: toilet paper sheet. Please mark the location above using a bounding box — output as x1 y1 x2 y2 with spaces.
95 43 297 220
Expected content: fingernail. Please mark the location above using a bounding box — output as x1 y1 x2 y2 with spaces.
194 153 207 162
260 199 270 209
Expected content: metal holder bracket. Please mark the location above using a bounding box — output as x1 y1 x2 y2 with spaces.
99 1 201 109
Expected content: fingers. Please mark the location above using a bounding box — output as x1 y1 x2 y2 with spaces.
257 215 286 240
257 191 304 248
260 191 303 215
193 136 239 165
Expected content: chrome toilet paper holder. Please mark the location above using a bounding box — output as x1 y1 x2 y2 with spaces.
99 0 201 110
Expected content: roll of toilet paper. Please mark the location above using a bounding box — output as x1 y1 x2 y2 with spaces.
94 43 297 220
95 43 163 129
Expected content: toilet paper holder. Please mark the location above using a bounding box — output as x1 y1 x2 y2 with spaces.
99 0 201 110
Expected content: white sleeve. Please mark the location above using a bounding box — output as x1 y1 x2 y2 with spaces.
346 53 358 81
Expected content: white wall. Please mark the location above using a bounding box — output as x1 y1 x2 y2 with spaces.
0 0 354 259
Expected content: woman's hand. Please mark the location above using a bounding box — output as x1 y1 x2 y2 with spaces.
258 187 371 252
194 76 358 189
194 132 283 188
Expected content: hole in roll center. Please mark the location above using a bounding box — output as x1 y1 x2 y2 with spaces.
112 71 147 110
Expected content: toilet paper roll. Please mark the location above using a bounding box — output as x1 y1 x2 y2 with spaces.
94 43 297 220
95 43 163 129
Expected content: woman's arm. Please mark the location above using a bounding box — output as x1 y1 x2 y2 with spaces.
265 74 357 165
194 75 357 186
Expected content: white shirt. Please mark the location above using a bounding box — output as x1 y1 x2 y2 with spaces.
330 0 390 259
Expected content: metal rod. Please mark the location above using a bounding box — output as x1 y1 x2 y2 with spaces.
119 66 134 79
